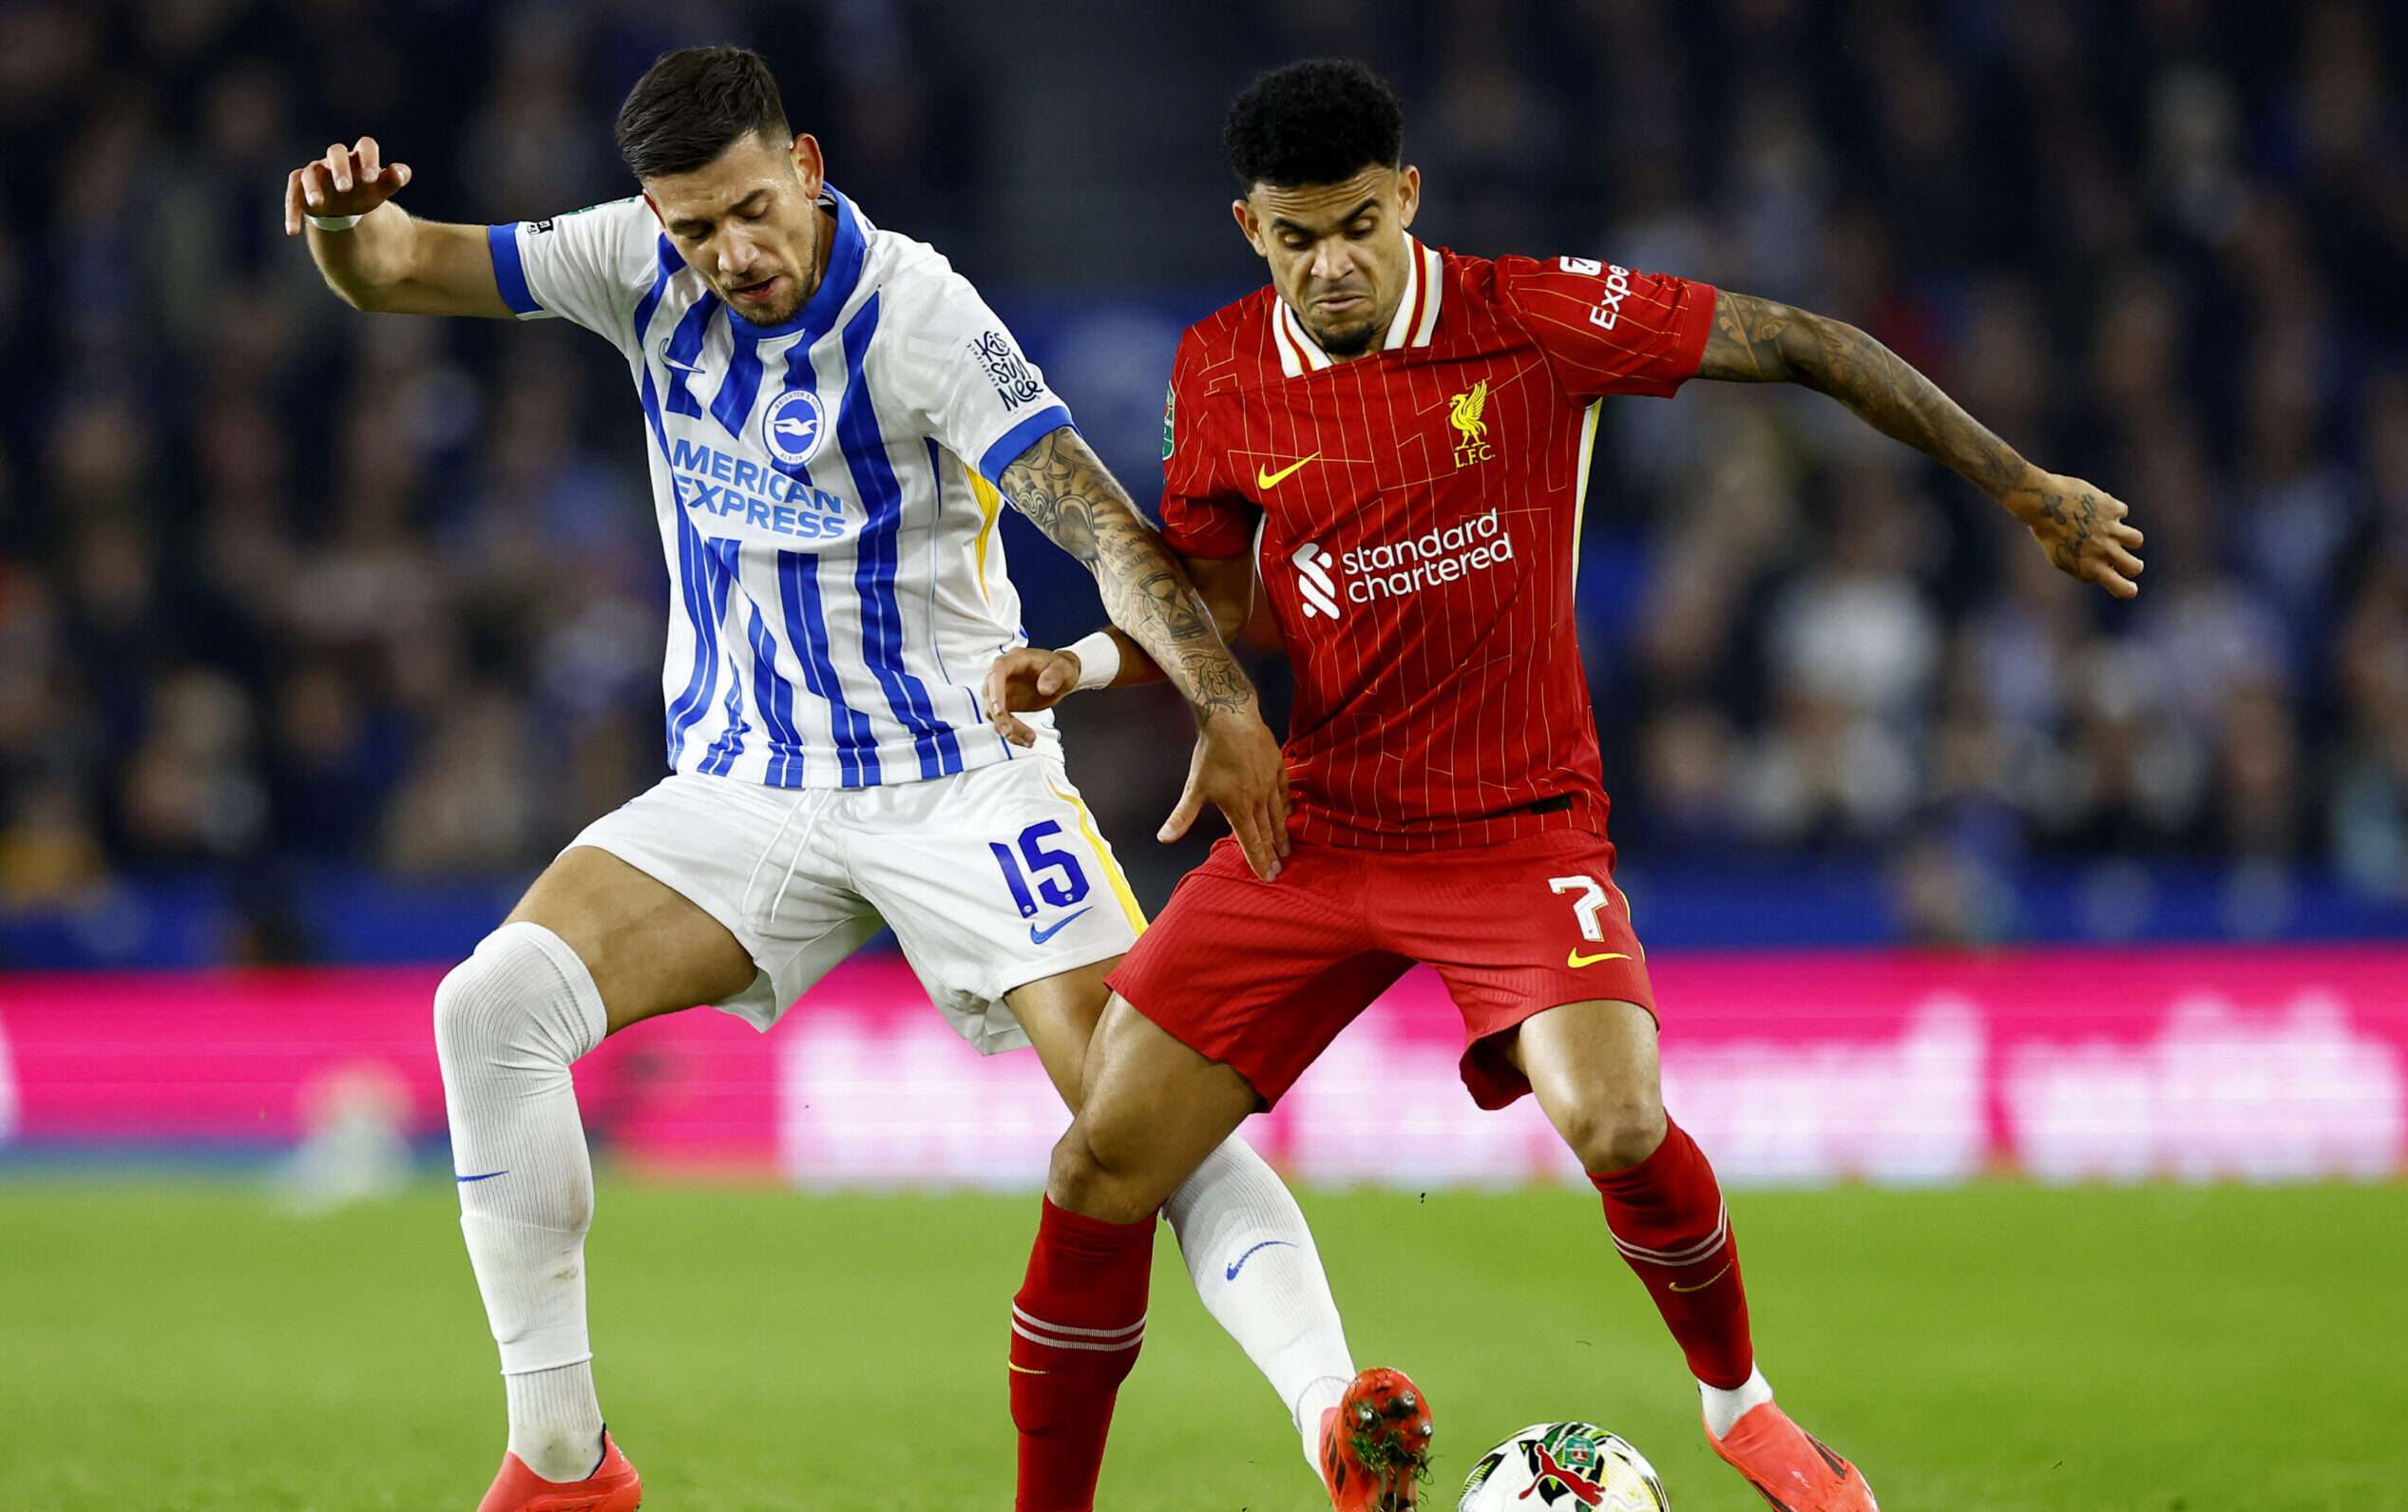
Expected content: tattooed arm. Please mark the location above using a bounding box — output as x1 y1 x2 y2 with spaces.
1697 289 2146 598
989 425 1289 877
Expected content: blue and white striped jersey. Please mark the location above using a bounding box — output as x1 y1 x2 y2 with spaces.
487 188 1070 788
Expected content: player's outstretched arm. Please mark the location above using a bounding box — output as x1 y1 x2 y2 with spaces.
993 426 1290 877
984 555 1252 726
284 137 513 318
1697 289 2145 599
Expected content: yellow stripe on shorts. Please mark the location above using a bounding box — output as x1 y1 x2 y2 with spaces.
1050 779 1147 935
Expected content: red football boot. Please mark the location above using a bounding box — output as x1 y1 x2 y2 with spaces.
1318 1367 1434 1512
1708 1402 1877 1512
474 1431 642 1512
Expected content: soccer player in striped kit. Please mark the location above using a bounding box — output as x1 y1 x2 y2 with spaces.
286 45 1363 1512
986 60 2145 1512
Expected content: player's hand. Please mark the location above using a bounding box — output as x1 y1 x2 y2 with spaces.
2002 469 2145 600
984 646 1081 748
1161 706 1291 881
283 136 412 237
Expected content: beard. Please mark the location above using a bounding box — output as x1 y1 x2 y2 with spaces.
728 282 808 327
1309 314 1380 356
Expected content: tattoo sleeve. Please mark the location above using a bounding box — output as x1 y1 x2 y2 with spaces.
1696 289 2030 498
997 425 1256 720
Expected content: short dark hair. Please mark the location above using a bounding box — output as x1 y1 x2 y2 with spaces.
615 46 793 181
1224 59 1405 190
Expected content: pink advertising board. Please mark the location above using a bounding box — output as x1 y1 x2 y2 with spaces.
1 947 2401 1187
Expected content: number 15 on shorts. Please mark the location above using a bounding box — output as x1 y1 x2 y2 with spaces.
990 821 1091 919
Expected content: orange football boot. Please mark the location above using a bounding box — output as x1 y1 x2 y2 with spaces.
1318 1367 1434 1512
474 1430 642 1512
1708 1402 1877 1512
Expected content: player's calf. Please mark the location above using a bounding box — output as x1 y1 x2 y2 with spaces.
436 924 611 1483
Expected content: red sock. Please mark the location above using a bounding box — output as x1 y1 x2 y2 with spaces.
1588 1119 1755 1389
1010 1196 1156 1512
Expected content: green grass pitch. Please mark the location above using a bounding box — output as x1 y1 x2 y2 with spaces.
1 1177 2403 1510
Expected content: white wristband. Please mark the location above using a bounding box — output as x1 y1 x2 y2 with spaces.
305 212 365 231
1064 631 1121 691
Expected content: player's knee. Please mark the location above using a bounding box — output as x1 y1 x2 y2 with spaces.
1045 1116 1159 1226
433 923 602 1071
1557 1087 1668 1175
430 952 496 1066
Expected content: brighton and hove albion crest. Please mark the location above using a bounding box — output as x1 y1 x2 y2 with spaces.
762 390 829 467
1450 380 1495 468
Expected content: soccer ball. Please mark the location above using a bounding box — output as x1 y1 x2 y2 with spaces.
1458 1422 1671 1512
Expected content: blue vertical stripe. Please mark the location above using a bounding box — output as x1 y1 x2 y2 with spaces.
757 339 877 783
712 325 767 442
693 545 746 774
632 240 725 769
779 552 881 785
660 296 718 418
836 295 963 778
632 236 681 344
715 539 809 786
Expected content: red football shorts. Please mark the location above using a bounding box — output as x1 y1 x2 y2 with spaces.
1106 826 1655 1110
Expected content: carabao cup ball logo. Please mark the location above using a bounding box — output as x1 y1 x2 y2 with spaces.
763 390 828 466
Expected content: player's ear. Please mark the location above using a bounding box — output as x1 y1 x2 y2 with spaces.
1232 196 1267 257
641 191 662 226
790 132 825 195
1395 165 1420 230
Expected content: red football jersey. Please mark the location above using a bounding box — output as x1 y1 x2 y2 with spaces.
1160 239 1714 850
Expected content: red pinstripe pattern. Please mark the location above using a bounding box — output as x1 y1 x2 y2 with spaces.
1159 249 1714 852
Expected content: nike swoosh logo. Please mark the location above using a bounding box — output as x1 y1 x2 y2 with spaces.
661 356 706 375
1567 949 1631 968
455 1170 507 1183
1008 1364 1048 1374
1667 1261 1730 1293
1254 452 1320 489
1224 1239 1296 1280
1029 907 1092 945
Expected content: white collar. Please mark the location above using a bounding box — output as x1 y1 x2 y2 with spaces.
1270 238 1444 377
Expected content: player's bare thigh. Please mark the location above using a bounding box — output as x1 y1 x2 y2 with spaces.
1504 999 1670 1174
1046 992 1259 1224
1004 957 1121 1109
506 845 757 1034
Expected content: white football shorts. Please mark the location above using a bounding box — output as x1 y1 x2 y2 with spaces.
564 752 1145 1052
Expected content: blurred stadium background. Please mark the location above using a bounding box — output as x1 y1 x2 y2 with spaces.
0 0 2403 1176
4 4 2407 1508
3 0 2408 961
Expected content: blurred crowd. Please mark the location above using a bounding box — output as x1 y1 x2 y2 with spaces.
0 0 2402 956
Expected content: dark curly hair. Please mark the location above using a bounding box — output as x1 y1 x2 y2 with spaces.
1224 59 1405 190
615 46 793 181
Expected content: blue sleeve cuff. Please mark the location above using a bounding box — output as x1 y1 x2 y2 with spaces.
978 404 1075 483
487 223 540 316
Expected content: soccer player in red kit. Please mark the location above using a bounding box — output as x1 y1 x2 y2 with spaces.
985 60 2144 1512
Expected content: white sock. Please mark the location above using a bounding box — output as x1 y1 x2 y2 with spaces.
434 921 609 1483
1700 1364 1775 1439
505 1363 606 1482
1161 1135 1356 1471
